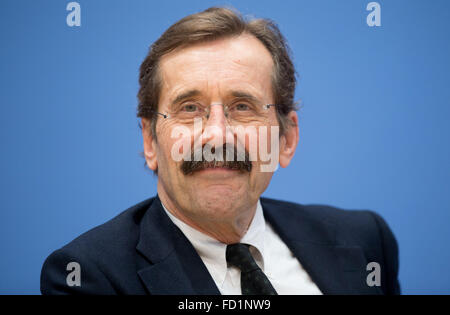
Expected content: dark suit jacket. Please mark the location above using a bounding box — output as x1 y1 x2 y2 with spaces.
40 196 400 295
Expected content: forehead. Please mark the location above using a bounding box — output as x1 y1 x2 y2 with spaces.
158 34 274 105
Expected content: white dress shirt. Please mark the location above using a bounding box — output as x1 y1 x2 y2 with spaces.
161 199 322 295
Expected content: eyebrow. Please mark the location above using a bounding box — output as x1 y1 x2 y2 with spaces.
230 90 260 103
170 89 202 106
169 89 261 106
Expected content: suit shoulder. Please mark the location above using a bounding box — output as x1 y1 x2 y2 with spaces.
45 197 155 263
261 196 376 224
41 197 155 294
260 196 386 245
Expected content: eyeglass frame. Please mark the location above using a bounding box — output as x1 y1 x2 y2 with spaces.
149 103 278 123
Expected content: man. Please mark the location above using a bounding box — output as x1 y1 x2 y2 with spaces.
41 7 400 295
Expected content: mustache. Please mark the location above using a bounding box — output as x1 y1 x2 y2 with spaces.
181 143 252 175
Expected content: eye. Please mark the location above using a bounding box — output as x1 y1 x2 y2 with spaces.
235 103 250 111
181 103 199 112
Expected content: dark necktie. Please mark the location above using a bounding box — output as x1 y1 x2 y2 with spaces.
226 243 278 295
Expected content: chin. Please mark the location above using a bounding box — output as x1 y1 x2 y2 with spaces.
192 189 245 217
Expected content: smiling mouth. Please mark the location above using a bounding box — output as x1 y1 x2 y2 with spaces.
193 164 249 179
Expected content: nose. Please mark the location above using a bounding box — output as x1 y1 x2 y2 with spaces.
201 103 233 147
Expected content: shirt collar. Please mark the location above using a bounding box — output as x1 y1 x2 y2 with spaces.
160 199 267 288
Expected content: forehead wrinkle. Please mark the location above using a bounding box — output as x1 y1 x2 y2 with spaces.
159 35 275 107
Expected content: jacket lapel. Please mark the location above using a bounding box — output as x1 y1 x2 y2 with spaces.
261 198 382 295
136 197 220 295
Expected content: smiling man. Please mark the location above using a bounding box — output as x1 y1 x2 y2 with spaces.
41 7 400 295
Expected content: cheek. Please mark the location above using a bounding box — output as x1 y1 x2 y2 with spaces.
168 126 195 161
237 126 279 164
156 124 197 177
248 168 273 196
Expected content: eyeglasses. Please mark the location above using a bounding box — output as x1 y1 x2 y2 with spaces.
151 100 277 126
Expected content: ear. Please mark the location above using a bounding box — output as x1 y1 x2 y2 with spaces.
141 118 158 171
279 111 299 168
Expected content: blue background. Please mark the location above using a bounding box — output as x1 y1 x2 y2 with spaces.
1 0 449 294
